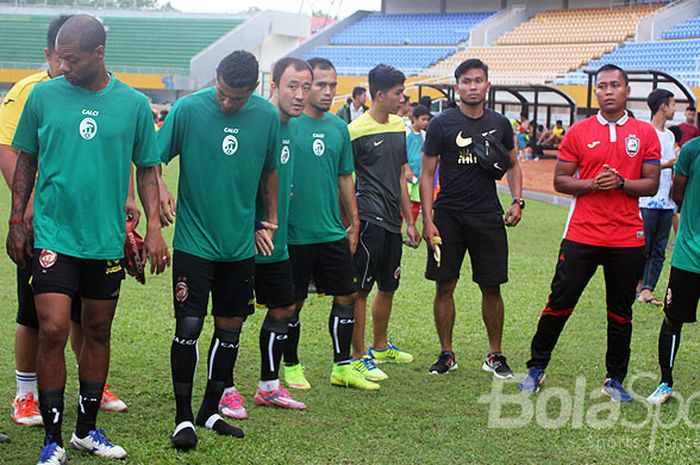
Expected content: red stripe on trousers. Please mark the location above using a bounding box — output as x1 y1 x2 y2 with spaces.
607 310 632 325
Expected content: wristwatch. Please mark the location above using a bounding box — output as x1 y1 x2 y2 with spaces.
617 174 626 190
512 198 525 210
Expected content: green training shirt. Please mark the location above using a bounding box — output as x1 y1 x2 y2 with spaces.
672 138 700 274
12 75 159 260
287 112 354 245
256 118 297 264
159 88 279 261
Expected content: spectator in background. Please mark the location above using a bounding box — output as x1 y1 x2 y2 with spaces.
397 94 412 119
404 104 431 224
419 95 432 112
336 86 368 123
668 124 684 244
538 120 566 148
157 109 169 129
678 105 699 146
638 89 677 306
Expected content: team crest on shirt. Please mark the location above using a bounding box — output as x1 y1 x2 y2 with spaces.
175 278 189 303
79 117 97 140
625 135 640 157
39 249 57 269
280 144 290 165
222 135 238 156
313 138 325 156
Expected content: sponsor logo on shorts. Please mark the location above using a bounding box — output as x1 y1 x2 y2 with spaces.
312 138 325 156
79 117 97 140
175 279 189 303
276 334 288 341
39 249 57 269
394 266 401 280
110 288 120 298
339 318 354 324
222 134 239 156
625 135 640 157
220 342 239 349
105 259 123 275
666 288 672 306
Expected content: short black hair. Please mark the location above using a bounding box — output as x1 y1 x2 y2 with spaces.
368 64 405 99
668 125 683 144
412 104 431 119
352 86 366 99
686 105 696 112
556 120 563 125
306 57 335 73
454 58 488 81
647 88 674 116
159 109 169 122
56 14 106 52
595 64 628 86
216 50 259 89
272 57 312 85
47 15 72 52
419 96 432 108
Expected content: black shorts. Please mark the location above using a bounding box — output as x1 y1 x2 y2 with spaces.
425 209 508 285
31 249 125 301
255 259 295 309
663 266 700 323
172 250 254 319
288 238 356 301
354 221 403 292
17 259 82 328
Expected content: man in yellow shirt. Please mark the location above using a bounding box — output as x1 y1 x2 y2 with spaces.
0 14 129 428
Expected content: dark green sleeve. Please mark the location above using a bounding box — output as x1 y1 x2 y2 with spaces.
157 102 182 165
11 88 40 156
264 112 280 172
132 97 159 168
338 123 354 176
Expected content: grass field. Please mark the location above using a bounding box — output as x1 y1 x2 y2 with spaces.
0 167 698 465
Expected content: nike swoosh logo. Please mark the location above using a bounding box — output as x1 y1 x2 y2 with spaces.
587 141 601 149
494 163 503 171
373 139 384 147
455 131 472 148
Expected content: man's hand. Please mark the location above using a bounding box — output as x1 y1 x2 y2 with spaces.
422 220 440 250
405 223 421 248
504 203 522 227
595 165 622 191
142 225 170 274
255 221 277 256
158 178 176 227
7 223 31 268
125 196 141 228
347 224 359 255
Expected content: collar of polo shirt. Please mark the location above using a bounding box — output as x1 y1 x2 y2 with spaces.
596 110 629 142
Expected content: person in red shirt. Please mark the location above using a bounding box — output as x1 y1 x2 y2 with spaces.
678 105 699 147
518 64 661 402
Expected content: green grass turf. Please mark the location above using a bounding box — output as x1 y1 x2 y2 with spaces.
0 167 698 464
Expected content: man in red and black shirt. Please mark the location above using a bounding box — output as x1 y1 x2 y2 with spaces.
519 65 661 402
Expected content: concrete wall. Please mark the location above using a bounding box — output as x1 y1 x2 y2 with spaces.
469 5 529 46
382 0 666 14
383 0 442 14
190 10 310 89
637 0 700 41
